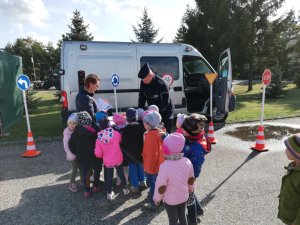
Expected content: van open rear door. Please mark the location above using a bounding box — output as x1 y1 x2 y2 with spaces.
213 48 232 122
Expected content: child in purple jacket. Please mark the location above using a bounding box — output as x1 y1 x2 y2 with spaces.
154 133 195 225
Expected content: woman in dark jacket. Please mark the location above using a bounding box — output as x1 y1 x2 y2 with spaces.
75 74 100 128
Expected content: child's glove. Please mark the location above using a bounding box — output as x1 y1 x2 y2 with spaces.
66 152 76 161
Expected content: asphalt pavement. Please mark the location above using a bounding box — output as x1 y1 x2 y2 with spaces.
0 117 299 225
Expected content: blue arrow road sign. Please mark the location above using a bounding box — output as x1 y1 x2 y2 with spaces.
16 74 30 91
111 74 119 87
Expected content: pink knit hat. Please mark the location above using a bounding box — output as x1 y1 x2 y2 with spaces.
163 132 186 155
113 113 126 126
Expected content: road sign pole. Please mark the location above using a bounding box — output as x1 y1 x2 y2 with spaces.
210 83 213 119
114 87 118 113
260 85 266 125
22 90 31 132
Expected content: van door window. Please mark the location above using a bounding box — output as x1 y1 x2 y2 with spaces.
182 56 213 114
140 57 179 80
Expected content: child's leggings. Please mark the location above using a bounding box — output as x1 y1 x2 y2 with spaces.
80 162 102 192
104 164 127 193
165 202 187 225
70 160 81 183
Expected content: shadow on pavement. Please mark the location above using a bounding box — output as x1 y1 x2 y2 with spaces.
0 183 160 225
200 151 261 207
0 141 69 182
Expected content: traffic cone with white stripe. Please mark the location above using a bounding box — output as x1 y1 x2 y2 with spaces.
207 121 217 144
21 131 41 157
250 125 268 152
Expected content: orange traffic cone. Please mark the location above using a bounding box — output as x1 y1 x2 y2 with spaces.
21 131 42 157
250 125 268 152
207 121 217 144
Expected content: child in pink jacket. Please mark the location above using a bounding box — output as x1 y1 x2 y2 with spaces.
63 113 82 192
94 114 129 200
153 133 195 225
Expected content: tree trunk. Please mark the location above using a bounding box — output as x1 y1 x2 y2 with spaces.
248 60 253 92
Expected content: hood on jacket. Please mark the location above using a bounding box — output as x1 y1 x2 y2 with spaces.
97 128 115 144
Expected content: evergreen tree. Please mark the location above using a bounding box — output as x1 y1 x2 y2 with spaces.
174 0 232 69
132 7 162 43
62 9 93 41
175 0 289 91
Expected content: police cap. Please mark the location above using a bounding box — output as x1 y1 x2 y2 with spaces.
138 63 150 79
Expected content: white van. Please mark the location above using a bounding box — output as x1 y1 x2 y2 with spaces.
60 41 235 123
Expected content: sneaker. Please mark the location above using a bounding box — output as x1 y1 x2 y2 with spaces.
131 187 140 194
69 183 79 192
139 181 147 189
92 186 101 193
123 188 129 195
107 192 115 201
143 203 159 211
84 191 91 198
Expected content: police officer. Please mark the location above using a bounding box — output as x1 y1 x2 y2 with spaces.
138 63 174 133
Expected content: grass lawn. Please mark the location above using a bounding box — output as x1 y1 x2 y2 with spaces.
227 82 300 122
0 90 62 143
1 83 300 143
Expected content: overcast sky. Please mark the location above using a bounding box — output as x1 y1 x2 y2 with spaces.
0 0 299 48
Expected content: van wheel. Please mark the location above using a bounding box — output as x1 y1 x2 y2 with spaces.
213 111 228 123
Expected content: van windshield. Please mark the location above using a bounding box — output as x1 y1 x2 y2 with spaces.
183 56 213 74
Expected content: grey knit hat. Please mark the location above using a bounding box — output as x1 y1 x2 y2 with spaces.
143 111 162 128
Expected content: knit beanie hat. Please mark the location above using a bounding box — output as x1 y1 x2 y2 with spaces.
95 110 108 123
113 113 126 126
126 108 137 123
67 113 78 124
143 111 161 128
176 113 187 128
284 133 300 160
136 108 145 120
148 105 159 112
163 133 186 155
77 111 92 126
182 113 207 136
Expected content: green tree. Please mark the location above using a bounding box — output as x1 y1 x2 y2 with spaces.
4 37 51 81
132 7 162 43
62 9 93 41
175 0 290 92
175 0 232 69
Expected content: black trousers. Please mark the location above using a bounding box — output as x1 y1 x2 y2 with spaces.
80 161 102 192
162 116 174 134
165 202 187 225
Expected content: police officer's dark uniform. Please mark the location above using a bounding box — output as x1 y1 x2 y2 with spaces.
138 63 174 133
